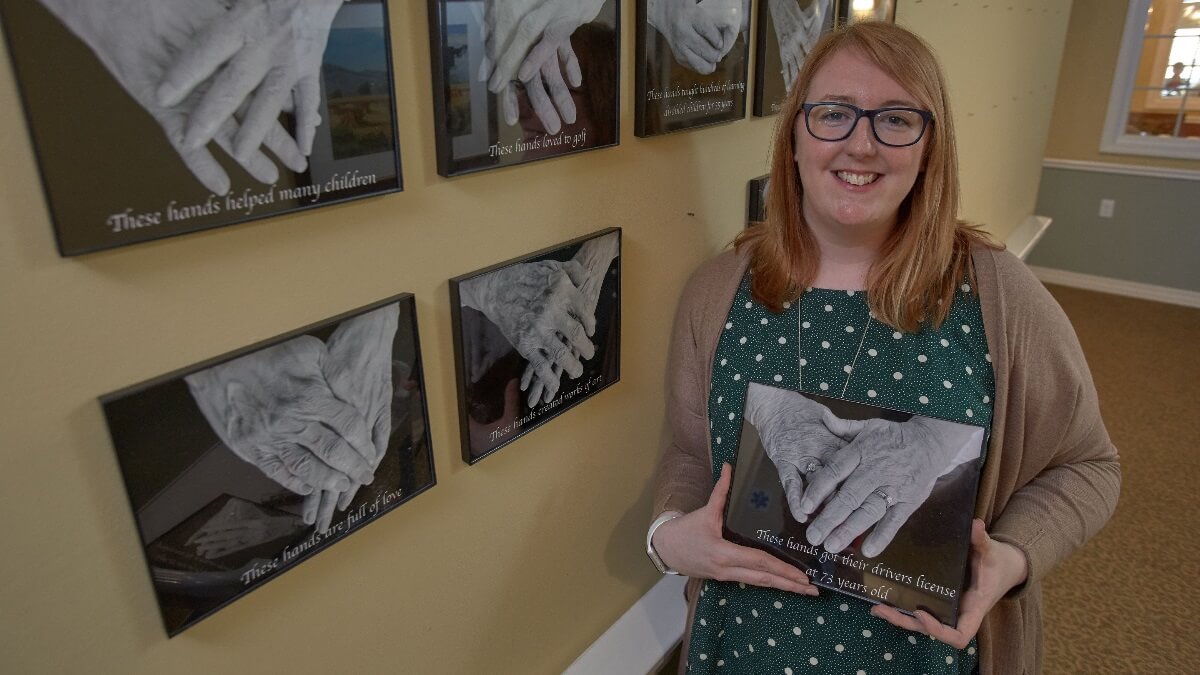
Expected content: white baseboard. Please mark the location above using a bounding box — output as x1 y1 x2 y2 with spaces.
1005 215 1051 261
563 575 688 675
1029 266 1200 309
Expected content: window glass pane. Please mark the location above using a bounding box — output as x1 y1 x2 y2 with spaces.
1126 3 1200 139
1134 35 1176 89
1180 0 1200 28
1105 0 1200 156
1164 31 1199 91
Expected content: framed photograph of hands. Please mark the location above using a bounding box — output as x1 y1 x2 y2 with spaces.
635 0 751 137
450 228 621 464
723 384 986 626
100 294 435 636
0 0 402 256
427 0 621 177
752 0 834 117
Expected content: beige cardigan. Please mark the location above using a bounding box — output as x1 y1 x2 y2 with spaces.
653 246 1121 674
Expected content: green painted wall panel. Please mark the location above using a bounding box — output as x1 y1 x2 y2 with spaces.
1028 168 1200 292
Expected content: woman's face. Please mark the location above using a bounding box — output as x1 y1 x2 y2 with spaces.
793 48 928 240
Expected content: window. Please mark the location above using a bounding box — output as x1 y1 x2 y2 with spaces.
1102 0 1200 159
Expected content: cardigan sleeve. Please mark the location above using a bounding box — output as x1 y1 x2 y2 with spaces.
980 249 1122 591
651 251 745 518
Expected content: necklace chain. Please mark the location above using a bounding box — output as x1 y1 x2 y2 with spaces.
796 291 874 398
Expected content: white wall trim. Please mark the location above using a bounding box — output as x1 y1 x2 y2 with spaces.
1004 215 1051 261
563 575 688 675
1029 266 1200 309
1042 157 1200 182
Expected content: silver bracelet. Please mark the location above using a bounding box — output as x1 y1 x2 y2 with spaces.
646 512 682 575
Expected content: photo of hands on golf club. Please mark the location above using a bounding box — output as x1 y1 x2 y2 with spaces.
101 296 434 636
635 0 751 136
724 383 986 625
1 0 401 255
429 0 619 176
450 229 620 463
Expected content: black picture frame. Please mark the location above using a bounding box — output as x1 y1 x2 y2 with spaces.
747 174 770 225
450 228 621 464
634 0 751 137
100 294 435 636
0 0 403 256
752 0 836 117
724 386 985 626
427 0 621 177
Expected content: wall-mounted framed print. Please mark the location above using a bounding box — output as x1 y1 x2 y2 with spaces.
635 0 751 136
101 294 434 636
747 174 770 225
752 0 835 117
836 0 896 25
427 0 620 177
450 228 621 464
0 0 403 256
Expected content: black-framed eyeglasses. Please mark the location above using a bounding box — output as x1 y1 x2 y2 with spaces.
801 102 934 147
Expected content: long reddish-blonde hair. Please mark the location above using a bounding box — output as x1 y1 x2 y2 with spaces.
735 22 998 332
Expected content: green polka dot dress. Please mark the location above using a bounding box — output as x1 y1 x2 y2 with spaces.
688 274 994 674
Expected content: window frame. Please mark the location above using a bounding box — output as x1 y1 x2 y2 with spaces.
1101 0 1200 160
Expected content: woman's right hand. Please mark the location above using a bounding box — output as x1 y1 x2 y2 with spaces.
652 464 819 596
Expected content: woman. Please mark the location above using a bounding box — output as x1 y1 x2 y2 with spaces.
648 22 1119 674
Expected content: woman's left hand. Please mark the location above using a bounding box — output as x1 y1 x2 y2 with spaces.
869 519 1028 649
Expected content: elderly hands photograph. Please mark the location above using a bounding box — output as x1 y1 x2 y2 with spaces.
100 294 434 636
635 0 751 136
0 0 402 256
751 0 835 117
724 385 986 626
450 228 620 463
427 0 620 176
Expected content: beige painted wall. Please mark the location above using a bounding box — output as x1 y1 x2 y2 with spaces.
1045 0 1200 171
0 2 1068 673
902 1 1073 242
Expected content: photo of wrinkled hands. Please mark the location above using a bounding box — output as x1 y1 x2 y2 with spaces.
459 232 619 409
745 383 979 558
185 303 400 534
476 0 607 135
185 498 302 560
35 0 345 195
646 0 748 74
767 0 828 92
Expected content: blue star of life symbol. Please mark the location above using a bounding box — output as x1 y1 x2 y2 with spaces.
750 490 769 510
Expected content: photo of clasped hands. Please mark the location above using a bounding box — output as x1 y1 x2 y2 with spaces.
767 0 829 91
475 0 606 136
37 0 347 195
185 304 402 535
746 382 979 558
459 234 619 409
185 498 303 560
647 0 749 75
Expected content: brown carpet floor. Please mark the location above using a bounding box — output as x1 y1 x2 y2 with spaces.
1040 285 1200 674
658 284 1199 675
